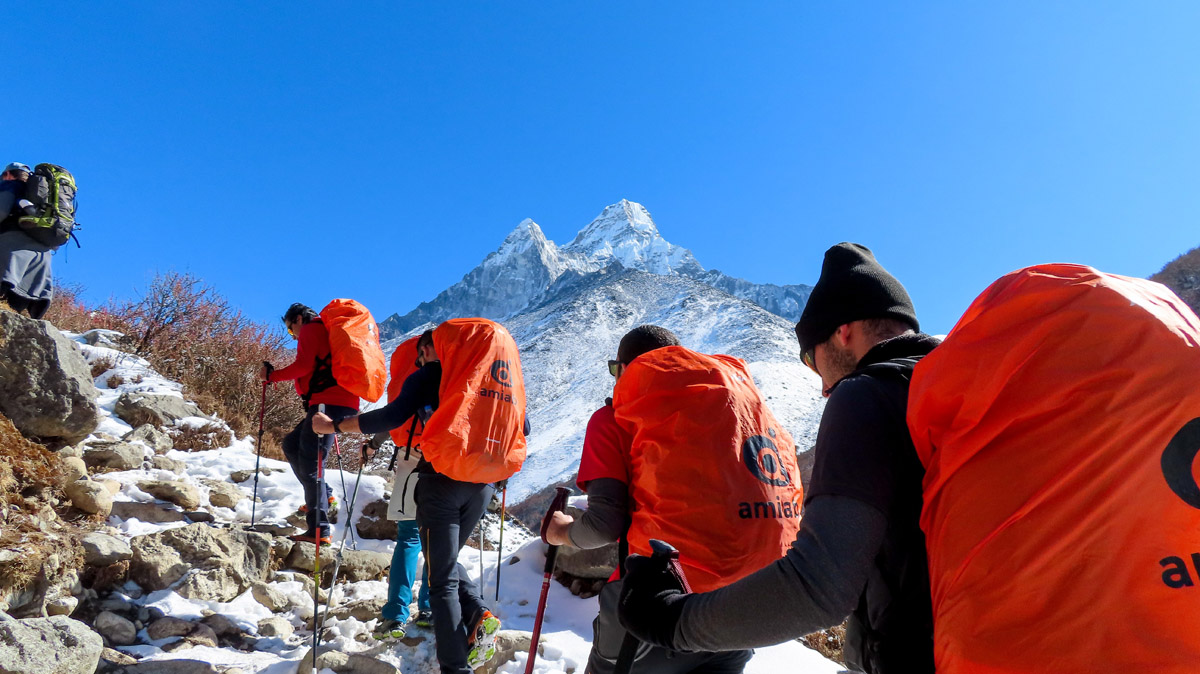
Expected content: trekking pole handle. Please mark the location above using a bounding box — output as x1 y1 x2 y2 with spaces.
647 539 692 594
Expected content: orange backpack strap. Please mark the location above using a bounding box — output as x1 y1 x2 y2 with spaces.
421 318 527 483
613 346 803 593
908 263 1200 674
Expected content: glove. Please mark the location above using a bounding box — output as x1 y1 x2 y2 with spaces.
617 551 692 651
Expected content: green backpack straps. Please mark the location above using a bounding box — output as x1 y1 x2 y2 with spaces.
18 163 77 249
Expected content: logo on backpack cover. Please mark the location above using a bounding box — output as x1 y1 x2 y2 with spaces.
490 360 513 388
742 434 792 487
1161 417 1200 510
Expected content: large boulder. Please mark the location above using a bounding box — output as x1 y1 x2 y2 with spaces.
93 610 137 646
129 524 272 602
114 392 203 428
0 311 100 443
200 479 244 509
355 498 396 540
81 532 132 566
138 480 201 510
285 543 390 582
0 613 104 674
82 441 145 471
64 478 113 517
122 424 173 453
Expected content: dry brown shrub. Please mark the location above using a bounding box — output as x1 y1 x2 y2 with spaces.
106 373 125 389
90 356 114 379
802 620 847 664
170 422 234 452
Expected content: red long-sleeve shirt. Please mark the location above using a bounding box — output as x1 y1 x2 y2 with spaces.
268 320 360 409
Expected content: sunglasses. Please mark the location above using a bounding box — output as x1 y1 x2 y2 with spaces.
608 360 621 377
801 347 818 375
285 322 296 338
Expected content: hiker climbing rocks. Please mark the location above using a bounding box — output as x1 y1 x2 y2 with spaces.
545 324 781 674
313 319 528 674
0 162 51 319
618 243 939 674
263 303 360 545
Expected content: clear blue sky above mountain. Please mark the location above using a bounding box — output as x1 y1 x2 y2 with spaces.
6 3 1198 335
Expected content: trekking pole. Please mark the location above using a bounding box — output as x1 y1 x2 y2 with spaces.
525 486 571 674
311 404 327 674
330 434 358 550
250 373 269 527
495 483 506 602
613 540 690 674
315 439 369 643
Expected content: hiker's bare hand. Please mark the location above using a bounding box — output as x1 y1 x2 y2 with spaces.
311 413 334 434
544 511 575 546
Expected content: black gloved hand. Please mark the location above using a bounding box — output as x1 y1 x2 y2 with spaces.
617 551 692 651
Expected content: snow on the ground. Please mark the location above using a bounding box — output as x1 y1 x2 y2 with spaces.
69 330 844 673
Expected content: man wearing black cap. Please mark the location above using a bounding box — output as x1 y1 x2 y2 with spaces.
617 243 940 674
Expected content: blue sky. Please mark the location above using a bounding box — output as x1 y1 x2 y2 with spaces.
5 3 1199 335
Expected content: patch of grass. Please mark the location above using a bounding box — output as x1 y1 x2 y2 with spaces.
90 356 115 379
170 422 234 452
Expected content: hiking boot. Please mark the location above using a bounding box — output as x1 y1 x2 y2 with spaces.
414 610 433 628
466 609 500 669
372 618 406 641
288 532 331 546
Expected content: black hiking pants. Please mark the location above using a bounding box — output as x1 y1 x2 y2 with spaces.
587 579 752 674
417 471 494 674
282 404 356 537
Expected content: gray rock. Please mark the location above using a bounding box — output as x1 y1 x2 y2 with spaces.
81 532 133 566
183 510 214 523
200 479 244 509
82 441 145 472
114 392 203 428
94 610 137 645
56 443 84 459
355 498 395 540
146 616 195 640
110 501 187 524
555 505 619 580
256 616 293 638
200 613 244 638
61 456 88 483
327 596 386 622
65 479 113 517
129 523 271 601
138 480 201 510
183 622 218 648
46 595 78 616
295 648 400 674
0 311 100 443
286 543 390 582
151 454 186 474
250 582 289 612
230 467 275 483
100 646 137 665
123 660 222 674
488 630 535 674
123 424 173 453
0 613 104 674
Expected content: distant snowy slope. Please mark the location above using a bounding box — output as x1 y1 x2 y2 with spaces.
380 200 812 338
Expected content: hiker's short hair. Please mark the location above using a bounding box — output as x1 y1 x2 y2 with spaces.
417 329 435 351
617 325 681 365
859 317 914 343
282 303 318 324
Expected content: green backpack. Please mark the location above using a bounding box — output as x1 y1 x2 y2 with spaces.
18 163 77 249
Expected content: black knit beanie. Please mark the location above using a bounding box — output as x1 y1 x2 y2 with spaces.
794 243 919 353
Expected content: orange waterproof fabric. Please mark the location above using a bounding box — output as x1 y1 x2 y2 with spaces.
387 336 423 447
612 346 803 593
319 299 387 403
908 264 1200 674
422 318 527 483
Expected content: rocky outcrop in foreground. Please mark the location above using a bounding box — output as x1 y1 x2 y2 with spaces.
0 311 99 443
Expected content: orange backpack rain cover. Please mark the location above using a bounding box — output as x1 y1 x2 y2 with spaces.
422 318 527 483
387 336 423 447
612 346 803 593
908 264 1200 674
319 299 388 403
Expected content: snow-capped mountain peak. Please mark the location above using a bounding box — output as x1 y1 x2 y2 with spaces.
564 200 700 275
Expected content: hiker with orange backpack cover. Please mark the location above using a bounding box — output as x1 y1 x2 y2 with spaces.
263 303 360 545
313 319 529 674
618 243 939 674
543 324 763 674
